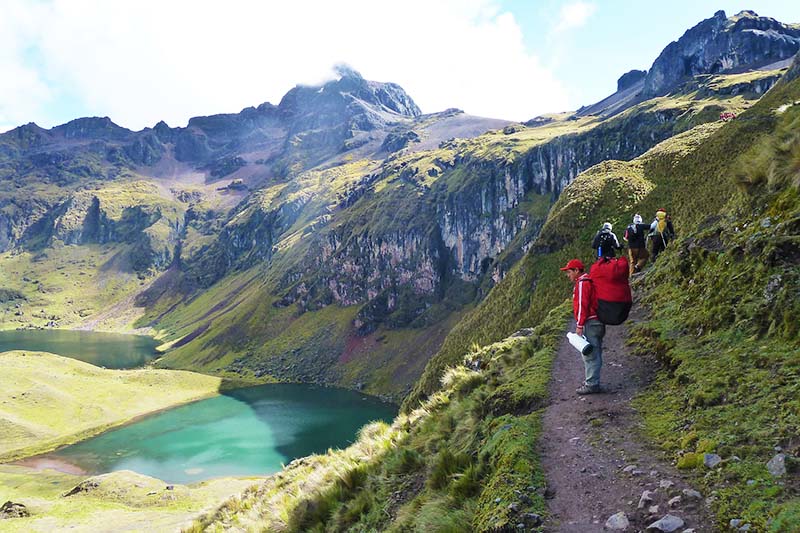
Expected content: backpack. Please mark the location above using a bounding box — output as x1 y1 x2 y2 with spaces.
595 231 618 258
588 257 632 325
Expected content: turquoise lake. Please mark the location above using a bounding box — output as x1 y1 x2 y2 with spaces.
48 383 397 484
0 329 159 368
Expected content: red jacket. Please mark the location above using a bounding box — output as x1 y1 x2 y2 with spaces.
572 273 598 327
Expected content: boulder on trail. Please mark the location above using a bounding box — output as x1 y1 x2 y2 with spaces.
646 514 685 532
638 489 656 509
605 511 630 530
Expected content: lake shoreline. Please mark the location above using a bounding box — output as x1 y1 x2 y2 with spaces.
0 350 223 463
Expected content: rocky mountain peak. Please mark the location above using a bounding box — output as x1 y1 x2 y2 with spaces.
278 65 421 126
642 10 800 97
52 116 131 141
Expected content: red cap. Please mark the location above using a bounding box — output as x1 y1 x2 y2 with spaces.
657 208 666 212
560 259 585 271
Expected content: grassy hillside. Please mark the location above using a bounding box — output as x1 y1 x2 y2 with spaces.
627 76 800 530
0 351 221 461
405 121 724 408
402 59 800 529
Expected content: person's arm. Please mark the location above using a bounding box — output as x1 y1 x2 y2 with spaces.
613 233 622 249
623 228 630 242
575 279 591 334
591 232 601 249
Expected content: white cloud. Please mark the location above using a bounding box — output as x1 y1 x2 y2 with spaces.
552 1 596 34
0 1 52 131
1 0 571 131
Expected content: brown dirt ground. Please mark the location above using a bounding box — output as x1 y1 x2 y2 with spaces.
540 308 717 532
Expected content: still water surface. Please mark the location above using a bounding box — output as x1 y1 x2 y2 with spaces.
49 383 397 483
0 329 158 368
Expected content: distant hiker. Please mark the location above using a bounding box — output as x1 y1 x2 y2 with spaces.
561 259 605 394
624 214 650 274
592 222 622 258
649 209 675 262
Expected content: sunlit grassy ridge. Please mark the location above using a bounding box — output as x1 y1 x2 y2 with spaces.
188 302 568 532
0 351 221 461
0 467 259 533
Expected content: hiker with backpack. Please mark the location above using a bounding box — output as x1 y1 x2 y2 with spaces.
592 222 622 258
561 255 632 395
624 214 650 275
649 209 675 262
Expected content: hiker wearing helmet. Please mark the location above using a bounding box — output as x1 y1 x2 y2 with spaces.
560 259 605 395
591 222 622 259
649 209 675 262
624 214 650 274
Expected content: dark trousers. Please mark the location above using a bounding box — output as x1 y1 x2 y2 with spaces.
651 236 668 262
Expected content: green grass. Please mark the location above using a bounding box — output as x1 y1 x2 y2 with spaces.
0 465 260 533
0 350 221 461
626 92 800 529
0 244 155 331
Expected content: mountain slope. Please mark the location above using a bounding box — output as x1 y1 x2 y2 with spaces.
190 52 800 532
0 65 788 400
2 12 798 404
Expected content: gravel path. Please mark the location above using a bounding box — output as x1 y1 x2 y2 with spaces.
540 308 716 532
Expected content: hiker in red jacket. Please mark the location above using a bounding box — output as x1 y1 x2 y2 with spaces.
560 259 605 394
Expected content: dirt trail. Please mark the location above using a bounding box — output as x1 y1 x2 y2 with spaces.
540 308 716 532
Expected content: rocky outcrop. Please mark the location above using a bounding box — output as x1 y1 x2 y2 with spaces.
0 501 29 519
51 116 132 141
618 69 647 91
643 10 800 97
380 129 420 153
186 190 310 286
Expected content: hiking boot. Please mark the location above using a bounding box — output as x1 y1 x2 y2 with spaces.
576 384 603 395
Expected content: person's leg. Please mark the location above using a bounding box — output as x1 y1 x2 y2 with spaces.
582 319 605 388
638 247 649 271
651 239 663 262
628 248 637 275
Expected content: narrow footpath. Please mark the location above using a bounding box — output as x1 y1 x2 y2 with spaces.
540 307 715 532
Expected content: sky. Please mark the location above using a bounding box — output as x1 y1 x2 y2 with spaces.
1 0 798 133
